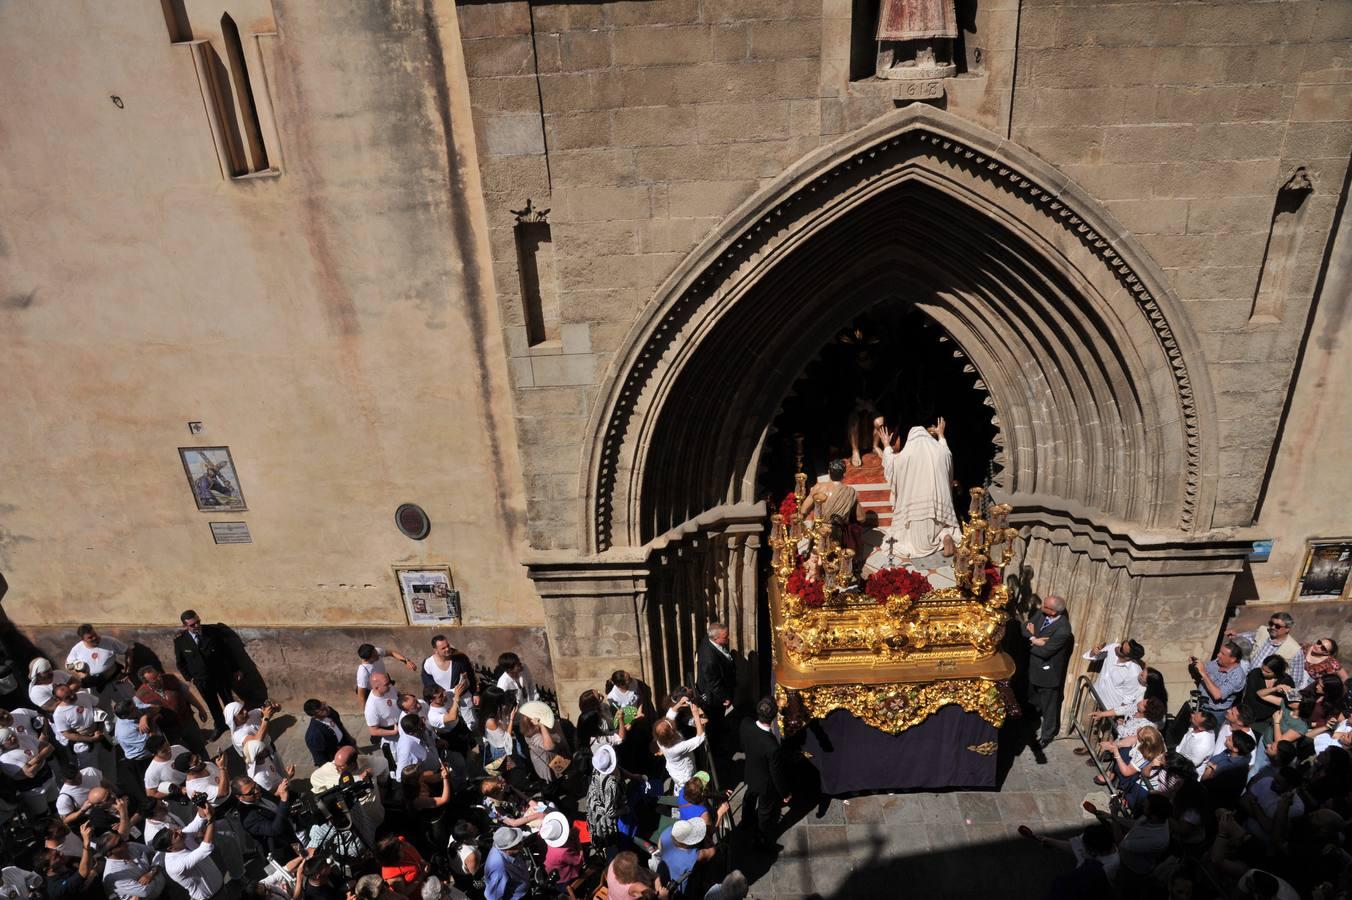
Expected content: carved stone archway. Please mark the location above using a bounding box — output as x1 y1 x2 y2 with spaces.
533 106 1249 709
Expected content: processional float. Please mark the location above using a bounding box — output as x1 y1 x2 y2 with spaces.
769 450 1019 792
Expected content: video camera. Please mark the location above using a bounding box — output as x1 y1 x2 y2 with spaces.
287 777 373 832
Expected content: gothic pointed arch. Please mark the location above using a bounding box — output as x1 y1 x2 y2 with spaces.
581 105 1218 555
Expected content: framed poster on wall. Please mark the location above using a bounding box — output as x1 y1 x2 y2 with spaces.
1294 539 1352 602
394 565 462 625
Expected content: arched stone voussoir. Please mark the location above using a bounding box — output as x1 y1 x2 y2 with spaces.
581 104 1220 554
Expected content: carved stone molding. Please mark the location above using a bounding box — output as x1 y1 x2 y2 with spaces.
584 106 1216 554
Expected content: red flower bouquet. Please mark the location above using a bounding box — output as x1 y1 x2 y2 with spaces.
865 567 934 604
779 492 799 522
785 565 825 608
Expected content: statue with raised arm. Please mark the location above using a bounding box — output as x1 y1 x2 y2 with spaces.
880 418 960 559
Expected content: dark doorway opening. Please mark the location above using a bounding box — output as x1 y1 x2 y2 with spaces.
759 301 1000 507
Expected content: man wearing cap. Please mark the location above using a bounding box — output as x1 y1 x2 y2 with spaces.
483 827 530 900
540 811 584 888
0 724 57 816
143 738 191 799
172 610 244 741
658 817 715 890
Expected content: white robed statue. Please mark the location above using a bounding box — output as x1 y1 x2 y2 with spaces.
879 419 960 558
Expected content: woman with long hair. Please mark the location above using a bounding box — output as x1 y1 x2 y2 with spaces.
1295 637 1344 689
1097 725 1167 810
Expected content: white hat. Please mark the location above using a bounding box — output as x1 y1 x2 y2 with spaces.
518 701 555 729
28 658 52 678
592 744 616 776
492 826 525 851
158 781 178 795
671 817 707 846
0 727 14 746
223 702 244 727
539 811 571 848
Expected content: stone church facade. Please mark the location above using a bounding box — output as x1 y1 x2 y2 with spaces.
1 0 1349 711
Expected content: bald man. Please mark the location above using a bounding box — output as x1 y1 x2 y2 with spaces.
1026 595 1073 748
310 745 386 833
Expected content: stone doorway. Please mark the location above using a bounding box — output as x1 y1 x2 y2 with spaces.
532 106 1249 713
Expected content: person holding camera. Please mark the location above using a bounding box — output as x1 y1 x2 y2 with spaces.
232 774 297 859
65 624 130 705
97 828 167 899
1177 640 1248 743
157 803 224 900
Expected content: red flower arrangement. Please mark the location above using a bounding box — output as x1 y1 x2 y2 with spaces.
785 565 825 608
865 567 934 604
779 492 799 522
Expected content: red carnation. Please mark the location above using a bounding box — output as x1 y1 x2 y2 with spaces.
779 492 799 522
865 567 933 604
786 565 825 608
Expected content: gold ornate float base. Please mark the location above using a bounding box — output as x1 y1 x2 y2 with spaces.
776 674 1010 735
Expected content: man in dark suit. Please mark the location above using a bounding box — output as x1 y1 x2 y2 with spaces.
302 698 356 766
696 621 737 780
1025 594 1073 748
739 697 790 849
172 609 242 741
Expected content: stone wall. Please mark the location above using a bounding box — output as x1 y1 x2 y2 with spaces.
0 3 542 637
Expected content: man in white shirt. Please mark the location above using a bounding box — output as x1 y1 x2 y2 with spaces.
143 738 191 798
98 831 165 899
1082 639 1146 716
364 672 402 757
51 683 110 769
0 725 57 815
355 643 416 706
423 635 478 730
395 713 441 776
55 765 105 823
180 751 230 806
66 624 130 699
157 806 223 900
27 658 74 711
1177 709 1218 774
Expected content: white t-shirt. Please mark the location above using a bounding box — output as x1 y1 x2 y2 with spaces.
164 840 223 900
0 746 42 783
423 655 477 730
185 767 225 806
365 690 402 746
244 739 285 792
66 636 128 676
144 745 190 792
1315 719 1351 755
607 685 638 709
7 709 44 753
428 702 456 730
231 710 263 757
356 648 388 690
660 733 706 786
1178 728 1217 773
144 811 200 851
496 667 538 702
52 694 99 747
29 670 71 709
395 729 439 774
56 767 103 816
103 844 164 899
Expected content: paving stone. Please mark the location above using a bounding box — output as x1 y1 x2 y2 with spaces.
957 791 1002 824
805 824 850 857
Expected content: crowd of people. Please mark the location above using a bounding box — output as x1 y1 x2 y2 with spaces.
1019 610 1352 899
0 614 778 900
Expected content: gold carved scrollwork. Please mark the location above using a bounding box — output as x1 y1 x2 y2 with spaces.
966 741 998 756
776 679 1007 736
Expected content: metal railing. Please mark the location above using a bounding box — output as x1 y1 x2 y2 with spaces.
1067 674 1126 816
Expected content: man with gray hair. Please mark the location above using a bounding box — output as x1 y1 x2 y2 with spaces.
696 621 737 780
1225 611 1300 673
1024 595 1073 748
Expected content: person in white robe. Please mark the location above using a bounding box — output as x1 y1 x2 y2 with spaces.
880 420 961 558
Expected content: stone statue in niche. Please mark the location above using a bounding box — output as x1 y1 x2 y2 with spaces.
876 0 958 80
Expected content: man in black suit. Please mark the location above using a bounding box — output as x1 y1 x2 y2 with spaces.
739 697 790 849
696 621 737 780
302 698 356 766
172 609 242 741
1025 594 1073 748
